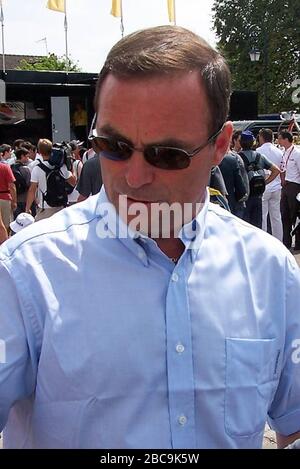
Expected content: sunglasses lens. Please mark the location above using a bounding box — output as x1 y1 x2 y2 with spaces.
146 147 190 170
117 141 133 160
95 138 132 161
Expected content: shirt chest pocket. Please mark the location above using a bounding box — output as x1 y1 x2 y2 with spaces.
225 337 279 438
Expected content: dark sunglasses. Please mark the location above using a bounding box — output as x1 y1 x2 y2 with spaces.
88 115 224 170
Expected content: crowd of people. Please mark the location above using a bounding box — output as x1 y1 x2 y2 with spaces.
211 126 300 252
0 137 102 235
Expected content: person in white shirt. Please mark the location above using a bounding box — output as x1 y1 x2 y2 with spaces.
67 141 83 205
27 152 43 172
25 139 76 221
278 130 300 251
257 128 283 241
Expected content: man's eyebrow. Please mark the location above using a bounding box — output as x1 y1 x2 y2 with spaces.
98 123 193 149
98 124 130 142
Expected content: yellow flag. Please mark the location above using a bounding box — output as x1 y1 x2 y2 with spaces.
111 0 122 18
167 0 175 22
47 0 65 13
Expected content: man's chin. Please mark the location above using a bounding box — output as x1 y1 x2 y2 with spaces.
116 194 198 239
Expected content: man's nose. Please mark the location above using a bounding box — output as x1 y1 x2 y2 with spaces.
124 150 154 189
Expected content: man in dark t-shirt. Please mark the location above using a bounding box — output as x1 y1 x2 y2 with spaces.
77 155 102 202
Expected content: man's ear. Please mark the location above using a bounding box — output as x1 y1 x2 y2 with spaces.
212 121 233 166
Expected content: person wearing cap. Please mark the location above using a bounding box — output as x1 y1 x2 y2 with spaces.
0 26 299 450
10 212 35 234
239 130 280 228
69 140 84 157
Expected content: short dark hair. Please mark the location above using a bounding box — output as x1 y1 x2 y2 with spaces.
240 137 254 151
259 128 273 143
22 141 33 151
0 144 11 154
232 130 241 144
15 148 29 160
94 25 231 134
13 139 25 150
278 130 293 142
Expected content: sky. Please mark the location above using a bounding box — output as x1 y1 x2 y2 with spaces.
1 0 216 72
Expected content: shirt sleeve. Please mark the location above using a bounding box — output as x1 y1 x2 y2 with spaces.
30 165 40 184
233 159 247 201
60 164 72 180
76 162 92 197
267 256 300 435
295 151 300 174
6 165 15 184
0 262 38 431
21 166 31 187
259 153 273 170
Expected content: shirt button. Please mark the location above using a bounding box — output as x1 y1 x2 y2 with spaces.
171 273 179 282
178 415 187 426
176 343 185 354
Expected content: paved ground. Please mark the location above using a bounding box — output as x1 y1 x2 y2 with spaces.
263 424 277 449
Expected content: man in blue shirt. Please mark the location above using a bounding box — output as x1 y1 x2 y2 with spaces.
0 26 300 449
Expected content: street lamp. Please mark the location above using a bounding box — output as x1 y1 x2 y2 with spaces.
248 28 268 114
249 48 261 62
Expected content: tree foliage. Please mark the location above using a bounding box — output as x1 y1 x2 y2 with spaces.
212 0 300 114
17 53 81 72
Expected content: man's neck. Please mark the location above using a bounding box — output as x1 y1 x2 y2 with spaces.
285 143 293 151
155 237 185 261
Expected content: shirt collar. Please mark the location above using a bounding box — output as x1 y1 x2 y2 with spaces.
95 186 210 265
284 145 294 154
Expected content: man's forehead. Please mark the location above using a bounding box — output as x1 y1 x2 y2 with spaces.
96 72 211 141
98 71 204 97
97 72 208 115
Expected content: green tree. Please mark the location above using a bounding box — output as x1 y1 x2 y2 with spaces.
212 0 300 114
17 53 81 72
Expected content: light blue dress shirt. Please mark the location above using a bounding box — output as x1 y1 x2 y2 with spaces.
0 187 300 448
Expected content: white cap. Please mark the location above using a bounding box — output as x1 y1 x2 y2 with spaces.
10 212 35 233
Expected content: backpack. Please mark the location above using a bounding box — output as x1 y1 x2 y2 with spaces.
11 163 28 195
48 146 66 168
239 152 266 196
38 162 68 208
